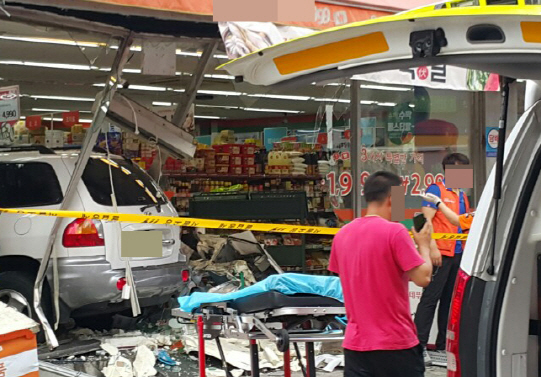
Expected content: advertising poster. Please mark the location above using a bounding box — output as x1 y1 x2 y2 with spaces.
486 126 498 157
0 85 20 146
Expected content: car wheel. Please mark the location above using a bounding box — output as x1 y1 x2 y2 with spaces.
0 271 53 342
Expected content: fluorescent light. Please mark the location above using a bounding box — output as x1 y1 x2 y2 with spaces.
196 104 239 110
176 72 193 76
171 89 186 93
98 67 142 73
127 84 167 92
377 102 397 107
243 107 302 114
152 102 173 106
30 95 95 102
176 50 229 59
362 84 411 92
248 93 311 101
43 117 92 122
31 108 69 112
197 90 243 96
361 100 376 105
0 60 98 71
195 115 221 119
204 74 235 80
93 83 124 89
312 98 350 103
0 35 103 48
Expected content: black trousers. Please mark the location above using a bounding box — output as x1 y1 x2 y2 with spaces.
344 345 425 377
414 253 463 349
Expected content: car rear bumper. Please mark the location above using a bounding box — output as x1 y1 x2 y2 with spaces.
53 256 186 312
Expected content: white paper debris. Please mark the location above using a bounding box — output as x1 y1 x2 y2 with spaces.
206 367 244 377
133 345 157 377
101 343 120 356
0 302 39 335
315 354 344 372
182 334 303 372
102 355 134 377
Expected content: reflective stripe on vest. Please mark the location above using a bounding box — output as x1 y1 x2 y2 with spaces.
432 182 470 257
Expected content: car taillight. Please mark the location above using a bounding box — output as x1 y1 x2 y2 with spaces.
116 278 126 291
62 218 105 247
447 269 471 377
182 270 190 282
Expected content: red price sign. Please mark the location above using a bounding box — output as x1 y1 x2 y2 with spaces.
26 115 42 130
327 171 445 198
62 111 79 127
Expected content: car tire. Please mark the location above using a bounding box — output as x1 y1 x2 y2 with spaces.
0 271 54 343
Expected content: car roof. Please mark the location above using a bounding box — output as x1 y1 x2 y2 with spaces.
219 2 541 88
0 146 122 163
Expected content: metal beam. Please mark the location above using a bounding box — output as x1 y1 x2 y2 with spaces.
350 79 362 219
172 40 219 126
33 33 134 349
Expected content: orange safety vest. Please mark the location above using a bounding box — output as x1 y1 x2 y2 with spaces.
432 182 470 257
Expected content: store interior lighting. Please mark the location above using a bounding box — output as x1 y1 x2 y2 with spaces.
243 108 303 114
247 93 312 101
29 95 95 102
0 60 99 71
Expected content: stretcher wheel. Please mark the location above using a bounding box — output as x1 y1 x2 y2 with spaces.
276 329 290 352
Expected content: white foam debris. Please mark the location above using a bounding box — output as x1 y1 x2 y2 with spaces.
0 302 39 335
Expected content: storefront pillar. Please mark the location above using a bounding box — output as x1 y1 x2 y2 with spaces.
471 91 487 206
350 79 362 218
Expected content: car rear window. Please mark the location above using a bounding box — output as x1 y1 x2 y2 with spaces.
0 162 63 208
82 157 166 207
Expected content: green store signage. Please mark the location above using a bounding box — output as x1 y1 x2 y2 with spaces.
387 102 414 146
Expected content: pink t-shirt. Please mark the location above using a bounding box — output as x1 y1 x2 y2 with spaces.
329 216 424 352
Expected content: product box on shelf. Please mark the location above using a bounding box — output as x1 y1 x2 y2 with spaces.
230 155 243 166
214 144 241 155
242 155 255 165
241 144 256 155
243 165 256 175
45 130 64 148
215 153 230 165
194 158 205 172
216 165 229 174
229 165 243 175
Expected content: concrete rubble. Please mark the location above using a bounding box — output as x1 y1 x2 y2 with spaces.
41 319 336 377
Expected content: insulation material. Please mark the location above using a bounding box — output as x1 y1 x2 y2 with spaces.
190 260 257 285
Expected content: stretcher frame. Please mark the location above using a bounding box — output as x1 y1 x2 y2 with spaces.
172 302 346 377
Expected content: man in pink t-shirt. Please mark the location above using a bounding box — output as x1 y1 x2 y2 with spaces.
329 171 433 377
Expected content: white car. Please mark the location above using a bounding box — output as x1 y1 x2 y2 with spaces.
0 146 189 327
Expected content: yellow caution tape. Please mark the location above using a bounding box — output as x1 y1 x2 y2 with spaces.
0 208 468 239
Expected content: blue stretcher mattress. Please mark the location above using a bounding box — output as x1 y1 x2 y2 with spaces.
178 273 344 312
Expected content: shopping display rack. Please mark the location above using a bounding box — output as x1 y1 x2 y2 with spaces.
172 291 346 377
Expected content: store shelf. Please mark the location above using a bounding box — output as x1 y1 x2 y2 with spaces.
166 173 323 181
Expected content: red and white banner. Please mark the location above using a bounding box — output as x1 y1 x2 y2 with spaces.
62 111 80 127
353 66 500 92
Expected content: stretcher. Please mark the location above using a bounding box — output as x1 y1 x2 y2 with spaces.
172 290 346 377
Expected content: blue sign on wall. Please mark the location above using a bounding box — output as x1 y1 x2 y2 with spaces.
486 127 498 157
263 127 288 150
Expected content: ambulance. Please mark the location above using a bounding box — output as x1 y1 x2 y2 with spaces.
220 2 541 376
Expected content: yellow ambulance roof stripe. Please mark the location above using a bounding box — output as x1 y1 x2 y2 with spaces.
218 4 541 72
521 21 541 43
273 32 388 76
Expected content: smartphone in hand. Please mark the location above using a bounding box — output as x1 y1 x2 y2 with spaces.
413 213 427 233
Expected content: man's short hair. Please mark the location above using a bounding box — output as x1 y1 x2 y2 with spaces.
442 153 470 169
364 171 402 203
